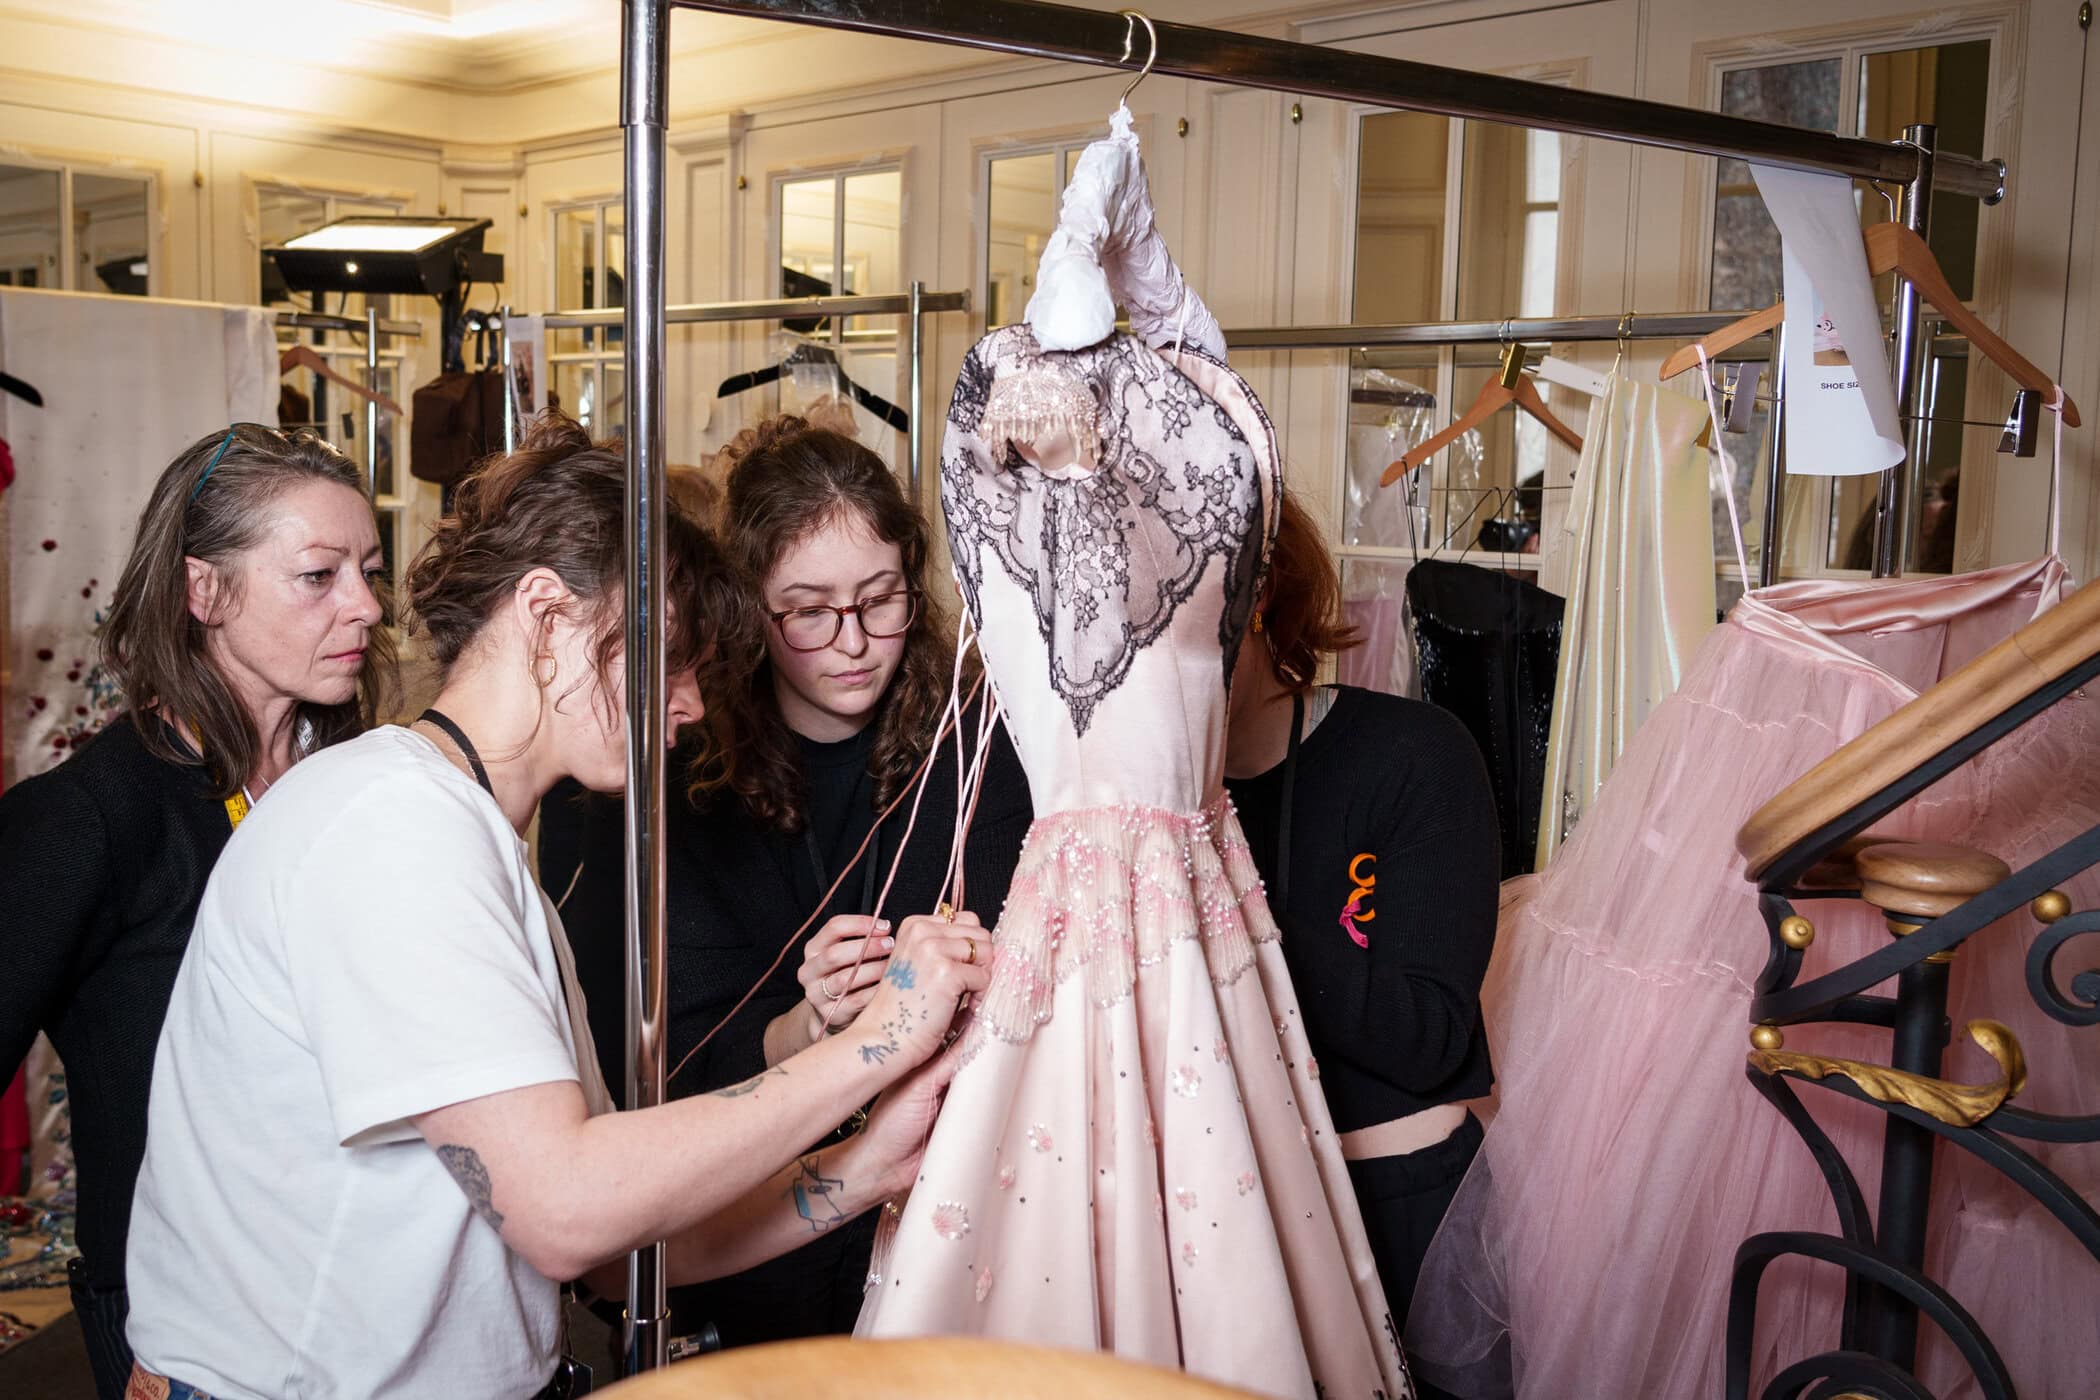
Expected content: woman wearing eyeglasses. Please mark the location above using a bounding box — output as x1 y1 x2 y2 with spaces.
549 415 1032 1352
0 424 389 1400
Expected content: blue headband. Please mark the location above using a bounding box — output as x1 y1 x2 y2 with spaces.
189 426 243 502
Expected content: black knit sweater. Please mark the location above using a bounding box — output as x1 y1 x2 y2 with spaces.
1225 685 1501 1133
538 698 1033 1345
0 717 234 1289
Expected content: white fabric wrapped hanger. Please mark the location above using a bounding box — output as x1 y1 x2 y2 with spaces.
1024 10 1225 362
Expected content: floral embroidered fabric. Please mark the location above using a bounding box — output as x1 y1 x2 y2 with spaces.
943 325 1269 738
963 796 1275 1058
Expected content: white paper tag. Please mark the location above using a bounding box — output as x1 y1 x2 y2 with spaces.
1751 165 1905 477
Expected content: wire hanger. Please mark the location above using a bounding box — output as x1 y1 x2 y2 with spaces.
1118 10 1158 107
1381 339 1584 485
715 337 911 434
1659 222 2082 427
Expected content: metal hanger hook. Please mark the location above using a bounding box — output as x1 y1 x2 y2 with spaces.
1118 10 1158 107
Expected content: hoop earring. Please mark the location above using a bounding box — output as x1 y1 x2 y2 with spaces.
532 651 557 689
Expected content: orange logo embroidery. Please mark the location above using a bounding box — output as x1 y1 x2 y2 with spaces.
1340 853 1375 947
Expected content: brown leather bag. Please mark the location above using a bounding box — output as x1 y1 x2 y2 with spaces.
410 369 507 487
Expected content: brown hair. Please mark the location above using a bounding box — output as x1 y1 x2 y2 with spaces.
702 416 953 833
1260 492 1361 692
102 423 394 800
405 411 741 729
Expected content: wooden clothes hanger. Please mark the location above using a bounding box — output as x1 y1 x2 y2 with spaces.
279 344 404 418
1659 222 2081 428
1380 342 1585 486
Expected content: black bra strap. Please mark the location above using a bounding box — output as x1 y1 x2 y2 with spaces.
418 708 493 796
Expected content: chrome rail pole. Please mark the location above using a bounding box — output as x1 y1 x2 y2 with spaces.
1759 323 1787 588
619 0 672 1375
907 279 925 507
1876 123 1938 578
671 0 2003 201
363 305 382 500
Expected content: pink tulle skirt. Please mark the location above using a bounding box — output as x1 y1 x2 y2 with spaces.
858 798 1411 1400
1408 558 2100 1399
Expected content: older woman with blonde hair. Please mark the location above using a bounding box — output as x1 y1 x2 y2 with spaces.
0 422 391 1399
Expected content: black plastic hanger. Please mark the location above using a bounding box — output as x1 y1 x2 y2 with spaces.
1 370 42 407
716 341 909 435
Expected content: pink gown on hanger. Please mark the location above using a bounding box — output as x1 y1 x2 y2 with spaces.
855 324 1410 1400
1407 557 2100 1400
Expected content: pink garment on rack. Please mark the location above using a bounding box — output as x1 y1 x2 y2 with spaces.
1407 557 2100 1400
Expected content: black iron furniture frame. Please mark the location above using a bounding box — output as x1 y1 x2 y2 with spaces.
1728 579 2100 1398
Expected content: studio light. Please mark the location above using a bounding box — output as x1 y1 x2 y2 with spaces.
264 215 499 298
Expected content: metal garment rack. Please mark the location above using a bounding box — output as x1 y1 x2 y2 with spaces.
274 309 424 501
518 286 969 506
1223 310 1789 586
615 0 2008 1371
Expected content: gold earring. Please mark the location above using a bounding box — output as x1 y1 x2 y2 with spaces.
532 651 557 688
1251 611 1265 634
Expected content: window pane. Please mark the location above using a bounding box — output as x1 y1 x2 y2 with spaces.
843 170 902 338
1343 352 1439 547
1911 338 1969 573
1859 41 1990 301
1456 122 1560 321
988 153 1058 329
74 174 150 296
0 166 61 290
554 206 599 353
780 176 836 296
601 366 625 438
842 171 900 296
1354 112 1451 323
257 188 329 307
1710 60 1841 310
556 363 600 435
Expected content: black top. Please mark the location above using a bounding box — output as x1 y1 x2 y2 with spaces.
540 696 1033 1345
0 717 234 1288
1224 685 1500 1134
1405 558 1563 877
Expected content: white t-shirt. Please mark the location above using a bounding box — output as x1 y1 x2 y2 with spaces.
127 725 611 1400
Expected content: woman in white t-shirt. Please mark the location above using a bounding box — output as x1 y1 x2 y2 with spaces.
124 412 992 1400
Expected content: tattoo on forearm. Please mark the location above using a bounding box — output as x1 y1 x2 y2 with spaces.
884 959 916 990
711 1066 789 1099
436 1145 504 1231
787 1153 847 1233
858 1009 907 1066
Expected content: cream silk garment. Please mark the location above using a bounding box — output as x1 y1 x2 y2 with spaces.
1533 370 1715 867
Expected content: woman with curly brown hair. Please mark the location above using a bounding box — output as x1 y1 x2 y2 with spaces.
550 415 1032 1353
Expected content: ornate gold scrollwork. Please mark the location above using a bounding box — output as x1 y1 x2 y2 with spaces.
1748 1019 2028 1128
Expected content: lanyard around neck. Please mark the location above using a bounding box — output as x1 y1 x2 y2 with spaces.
419 708 495 796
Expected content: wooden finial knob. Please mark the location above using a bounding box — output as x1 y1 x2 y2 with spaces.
1856 842 2011 920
